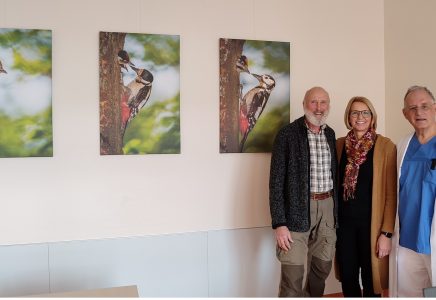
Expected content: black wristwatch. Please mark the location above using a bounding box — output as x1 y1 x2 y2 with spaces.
381 231 392 238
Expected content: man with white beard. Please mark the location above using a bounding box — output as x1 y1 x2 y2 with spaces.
269 87 338 297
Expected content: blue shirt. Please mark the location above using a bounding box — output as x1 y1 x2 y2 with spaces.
399 135 436 254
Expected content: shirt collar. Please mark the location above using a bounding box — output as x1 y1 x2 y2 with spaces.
304 119 326 134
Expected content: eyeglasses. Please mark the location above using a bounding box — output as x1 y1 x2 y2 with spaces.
406 104 434 114
350 110 372 118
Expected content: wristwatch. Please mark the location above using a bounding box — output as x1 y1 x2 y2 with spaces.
381 231 392 238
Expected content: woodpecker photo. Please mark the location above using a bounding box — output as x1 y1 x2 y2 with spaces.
239 73 276 151
0 59 6 74
117 50 135 72
100 31 181 155
219 38 290 154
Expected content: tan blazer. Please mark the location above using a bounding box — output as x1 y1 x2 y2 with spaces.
335 134 397 294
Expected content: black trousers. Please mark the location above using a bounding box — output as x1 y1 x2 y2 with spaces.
336 218 380 297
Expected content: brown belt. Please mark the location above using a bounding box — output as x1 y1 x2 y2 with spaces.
310 190 333 200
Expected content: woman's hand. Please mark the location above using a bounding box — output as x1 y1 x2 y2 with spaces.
376 234 392 258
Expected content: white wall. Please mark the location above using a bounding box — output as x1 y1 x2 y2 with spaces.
385 0 436 143
0 0 385 247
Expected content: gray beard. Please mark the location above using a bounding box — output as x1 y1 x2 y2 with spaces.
304 109 329 127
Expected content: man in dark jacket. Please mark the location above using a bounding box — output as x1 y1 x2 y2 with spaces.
269 86 338 297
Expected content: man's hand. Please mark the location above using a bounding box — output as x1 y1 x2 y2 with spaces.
275 226 293 251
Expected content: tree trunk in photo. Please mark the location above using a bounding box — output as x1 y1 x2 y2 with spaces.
99 32 126 155
219 38 244 153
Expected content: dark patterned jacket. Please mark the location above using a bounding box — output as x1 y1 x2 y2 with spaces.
269 116 338 232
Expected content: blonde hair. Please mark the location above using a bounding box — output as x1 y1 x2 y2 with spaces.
344 96 377 130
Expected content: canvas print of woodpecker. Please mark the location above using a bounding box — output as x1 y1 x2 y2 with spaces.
100 32 180 155
0 28 53 158
219 38 290 153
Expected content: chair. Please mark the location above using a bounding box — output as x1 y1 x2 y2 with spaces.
423 286 436 297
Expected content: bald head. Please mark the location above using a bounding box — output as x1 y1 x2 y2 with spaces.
304 87 330 104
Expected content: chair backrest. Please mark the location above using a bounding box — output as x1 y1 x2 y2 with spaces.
29 285 139 297
423 287 436 297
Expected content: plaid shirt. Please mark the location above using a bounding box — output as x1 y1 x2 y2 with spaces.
306 123 333 193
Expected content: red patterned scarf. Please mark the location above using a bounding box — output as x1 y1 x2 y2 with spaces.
343 129 376 200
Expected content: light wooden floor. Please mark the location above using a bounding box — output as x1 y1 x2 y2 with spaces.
324 290 389 297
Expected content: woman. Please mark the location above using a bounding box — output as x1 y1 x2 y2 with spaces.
335 96 397 297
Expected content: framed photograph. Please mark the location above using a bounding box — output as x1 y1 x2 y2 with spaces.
99 31 180 155
219 38 290 153
0 28 53 157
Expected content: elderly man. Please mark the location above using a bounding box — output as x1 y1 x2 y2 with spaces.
389 85 436 297
269 86 338 297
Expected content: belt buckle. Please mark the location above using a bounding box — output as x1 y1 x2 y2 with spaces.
311 192 322 200
311 190 331 201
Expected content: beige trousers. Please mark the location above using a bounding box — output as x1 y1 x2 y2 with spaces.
276 197 336 297
398 245 432 297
